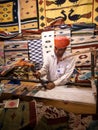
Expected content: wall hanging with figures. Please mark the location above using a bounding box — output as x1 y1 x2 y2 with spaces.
0 0 98 33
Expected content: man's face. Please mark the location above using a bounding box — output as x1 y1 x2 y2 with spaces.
54 46 66 57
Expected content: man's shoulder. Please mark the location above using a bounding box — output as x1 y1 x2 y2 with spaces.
63 51 71 57
63 51 76 61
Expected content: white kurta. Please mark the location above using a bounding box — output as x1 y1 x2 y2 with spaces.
39 51 76 86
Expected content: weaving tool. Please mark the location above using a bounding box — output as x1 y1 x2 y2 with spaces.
37 77 47 89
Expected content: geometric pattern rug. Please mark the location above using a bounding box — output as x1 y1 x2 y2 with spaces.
28 39 43 70
0 101 36 130
0 0 19 33
4 40 29 65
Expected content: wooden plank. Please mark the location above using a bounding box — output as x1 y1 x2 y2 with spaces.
35 97 96 114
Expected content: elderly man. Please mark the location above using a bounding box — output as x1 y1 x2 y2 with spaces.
34 36 76 89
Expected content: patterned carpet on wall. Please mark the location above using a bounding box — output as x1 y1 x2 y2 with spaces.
0 0 98 32
38 0 98 29
70 34 98 84
0 0 39 32
20 0 39 30
28 39 43 70
69 24 97 60
0 0 19 33
4 40 29 65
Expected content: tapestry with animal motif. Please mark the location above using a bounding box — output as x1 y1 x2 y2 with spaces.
0 0 98 32
93 0 98 25
38 0 98 29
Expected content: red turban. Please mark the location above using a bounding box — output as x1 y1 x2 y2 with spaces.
54 36 70 48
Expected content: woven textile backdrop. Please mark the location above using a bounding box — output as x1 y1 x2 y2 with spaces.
0 0 39 32
20 0 39 30
0 0 98 32
4 40 29 65
38 0 98 28
0 0 19 32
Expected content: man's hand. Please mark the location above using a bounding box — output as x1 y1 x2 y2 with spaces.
46 82 55 90
33 71 41 79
